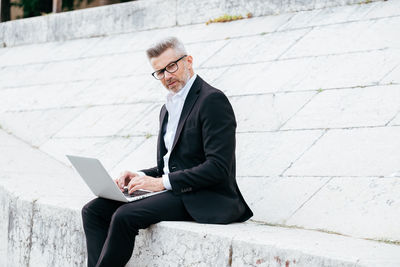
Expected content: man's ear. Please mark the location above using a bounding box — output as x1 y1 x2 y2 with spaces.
149 57 157 70
186 55 193 67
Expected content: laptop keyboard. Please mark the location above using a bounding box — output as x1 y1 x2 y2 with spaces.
123 189 150 198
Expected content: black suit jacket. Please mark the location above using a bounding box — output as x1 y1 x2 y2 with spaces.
141 76 253 224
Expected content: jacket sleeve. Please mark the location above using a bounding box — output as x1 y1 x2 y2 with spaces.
139 166 161 177
139 105 166 178
168 91 236 194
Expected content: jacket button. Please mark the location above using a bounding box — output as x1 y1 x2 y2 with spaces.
171 166 176 171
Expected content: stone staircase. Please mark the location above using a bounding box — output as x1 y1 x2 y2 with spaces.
0 0 399 266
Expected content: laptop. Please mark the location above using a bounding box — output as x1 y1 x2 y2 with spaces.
66 155 167 202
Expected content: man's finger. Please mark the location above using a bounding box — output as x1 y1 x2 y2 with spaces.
128 177 142 190
127 179 136 189
117 177 125 189
128 180 138 193
129 184 142 194
119 171 126 180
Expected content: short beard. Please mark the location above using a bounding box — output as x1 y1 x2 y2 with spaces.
182 61 191 84
172 63 191 92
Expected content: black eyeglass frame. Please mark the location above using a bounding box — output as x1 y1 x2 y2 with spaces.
151 55 187 80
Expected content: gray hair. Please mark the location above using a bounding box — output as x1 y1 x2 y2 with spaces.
146 36 187 59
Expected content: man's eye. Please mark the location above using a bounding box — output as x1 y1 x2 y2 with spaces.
166 63 175 70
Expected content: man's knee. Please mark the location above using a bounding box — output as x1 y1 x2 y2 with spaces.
81 198 103 222
110 206 146 232
110 207 131 227
81 201 94 224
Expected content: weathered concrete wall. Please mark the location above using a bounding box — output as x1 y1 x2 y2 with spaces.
0 0 382 47
1 138 400 267
0 0 400 266
0 128 92 266
1 0 399 240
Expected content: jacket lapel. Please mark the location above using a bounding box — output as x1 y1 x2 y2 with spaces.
157 105 168 161
171 76 202 152
159 105 168 133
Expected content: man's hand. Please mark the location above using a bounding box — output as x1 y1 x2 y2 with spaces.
127 175 165 193
115 171 139 191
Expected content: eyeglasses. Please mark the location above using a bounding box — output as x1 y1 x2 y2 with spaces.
151 55 187 80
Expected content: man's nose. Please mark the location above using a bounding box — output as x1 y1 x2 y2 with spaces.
164 71 173 80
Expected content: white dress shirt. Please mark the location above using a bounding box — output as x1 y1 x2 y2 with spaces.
136 74 197 190
161 74 197 190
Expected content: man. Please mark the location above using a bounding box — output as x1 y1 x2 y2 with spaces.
81 37 253 267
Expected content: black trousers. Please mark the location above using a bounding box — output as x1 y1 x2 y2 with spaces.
81 191 193 267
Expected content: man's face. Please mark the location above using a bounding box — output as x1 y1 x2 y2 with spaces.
150 48 193 93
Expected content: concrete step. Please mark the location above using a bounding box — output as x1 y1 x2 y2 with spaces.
1 0 400 265
128 221 400 267
0 0 385 47
1 129 399 266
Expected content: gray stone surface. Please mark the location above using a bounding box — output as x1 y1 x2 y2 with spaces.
230 222 400 267
282 17 400 58
5 195 34 267
0 108 85 146
176 0 382 25
236 130 324 176
277 1 377 31
0 0 384 47
129 221 400 266
0 186 10 265
212 49 399 96
390 112 400 126
40 136 147 169
0 0 176 47
202 28 310 67
0 82 93 111
237 176 330 224
111 136 158 178
1 0 400 265
1 16 49 46
282 85 400 129
29 205 86 267
52 104 152 138
128 222 233 266
382 63 400 84
285 126 400 177
287 177 400 241
231 91 316 132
